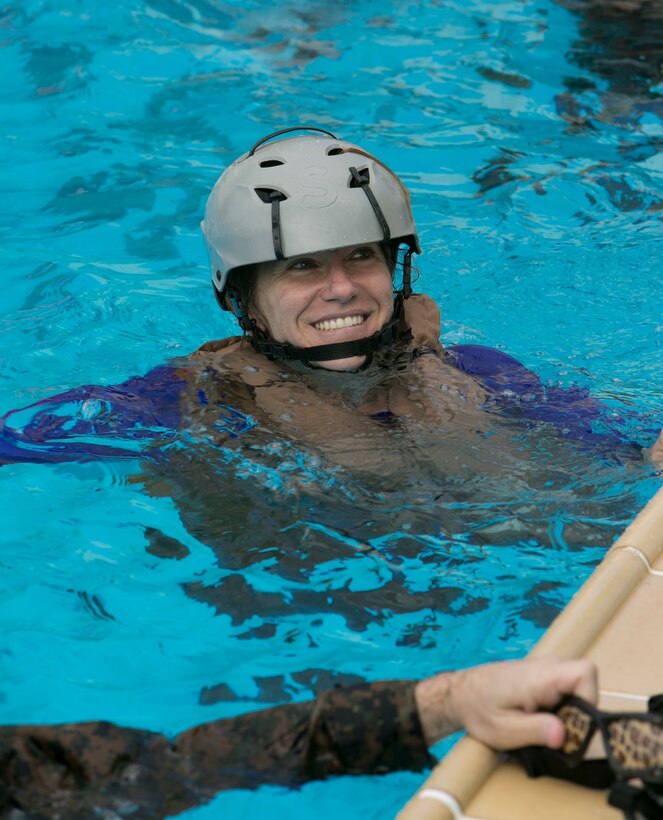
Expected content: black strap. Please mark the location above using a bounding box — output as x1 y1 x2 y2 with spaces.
248 127 338 157
609 781 663 820
402 247 413 299
509 747 615 789
250 295 411 363
511 693 663 819
349 166 391 242
269 191 285 260
648 693 663 714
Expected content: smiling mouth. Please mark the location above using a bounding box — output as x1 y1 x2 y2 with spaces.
312 314 365 331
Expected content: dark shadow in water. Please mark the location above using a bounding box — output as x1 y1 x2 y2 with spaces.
555 0 663 127
134 383 650 709
473 2 663 213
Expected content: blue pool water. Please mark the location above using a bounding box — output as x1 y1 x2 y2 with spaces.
0 0 662 817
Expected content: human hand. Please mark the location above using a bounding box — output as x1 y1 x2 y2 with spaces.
414 656 597 750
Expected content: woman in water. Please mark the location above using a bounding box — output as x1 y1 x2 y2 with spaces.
1 125 661 657
191 126 663 479
3 127 660 476
0 129 658 814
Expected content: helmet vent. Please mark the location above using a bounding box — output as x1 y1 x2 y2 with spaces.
327 146 344 156
349 167 370 187
254 187 287 203
259 159 284 168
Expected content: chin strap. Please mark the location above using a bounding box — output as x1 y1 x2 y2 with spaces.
249 293 412 363
216 243 417 364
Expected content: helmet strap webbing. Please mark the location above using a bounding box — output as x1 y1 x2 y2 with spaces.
269 191 286 260
216 242 417 362
402 245 414 299
349 167 391 242
268 168 391 263
248 293 412 363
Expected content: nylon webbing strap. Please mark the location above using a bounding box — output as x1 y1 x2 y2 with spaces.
349 166 391 242
248 126 338 156
402 248 413 298
250 295 411 362
270 191 285 260
252 313 398 361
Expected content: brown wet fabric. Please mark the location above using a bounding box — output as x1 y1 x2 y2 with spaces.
0 680 432 818
177 293 489 478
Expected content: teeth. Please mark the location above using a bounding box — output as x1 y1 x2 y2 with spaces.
313 315 365 331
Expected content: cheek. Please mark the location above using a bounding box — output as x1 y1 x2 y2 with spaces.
252 284 298 337
250 289 276 333
376 277 394 310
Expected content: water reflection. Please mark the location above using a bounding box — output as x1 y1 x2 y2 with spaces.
555 0 663 126
132 351 653 711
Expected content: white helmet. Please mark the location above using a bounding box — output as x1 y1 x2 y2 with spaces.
202 127 420 304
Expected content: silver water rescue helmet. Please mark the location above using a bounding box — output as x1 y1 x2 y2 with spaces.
201 127 421 362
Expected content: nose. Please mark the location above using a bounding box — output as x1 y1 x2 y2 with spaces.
322 260 357 302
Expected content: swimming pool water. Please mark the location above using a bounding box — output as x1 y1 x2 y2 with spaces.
0 0 661 817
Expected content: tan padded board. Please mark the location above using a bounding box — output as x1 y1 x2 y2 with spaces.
399 484 663 820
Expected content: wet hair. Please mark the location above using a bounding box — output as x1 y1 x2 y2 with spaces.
382 239 400 274
224 263 259 315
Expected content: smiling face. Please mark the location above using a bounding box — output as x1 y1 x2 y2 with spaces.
249 243 394 371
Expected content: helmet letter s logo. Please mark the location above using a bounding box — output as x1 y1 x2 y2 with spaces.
297 165 337 208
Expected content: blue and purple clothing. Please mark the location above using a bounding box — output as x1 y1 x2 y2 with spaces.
0 345 658 466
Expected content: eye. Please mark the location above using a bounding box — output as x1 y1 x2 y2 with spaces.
286 257 317 273
349 246 376 261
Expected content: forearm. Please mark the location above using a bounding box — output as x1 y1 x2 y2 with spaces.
414 671 462 747
0 681 432 817
176 679 432 788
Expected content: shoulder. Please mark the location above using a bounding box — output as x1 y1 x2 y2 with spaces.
189 335 270 374
191 335 244 356
186 335 287 388
403 294 443 354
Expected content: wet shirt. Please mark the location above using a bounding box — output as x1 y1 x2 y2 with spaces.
0 295 657 466
0 680 431 818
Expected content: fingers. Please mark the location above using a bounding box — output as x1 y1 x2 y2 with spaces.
522 657 597 710
479 712 567 751
499 657 598 751
555 657 598 704
420 656 599 752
